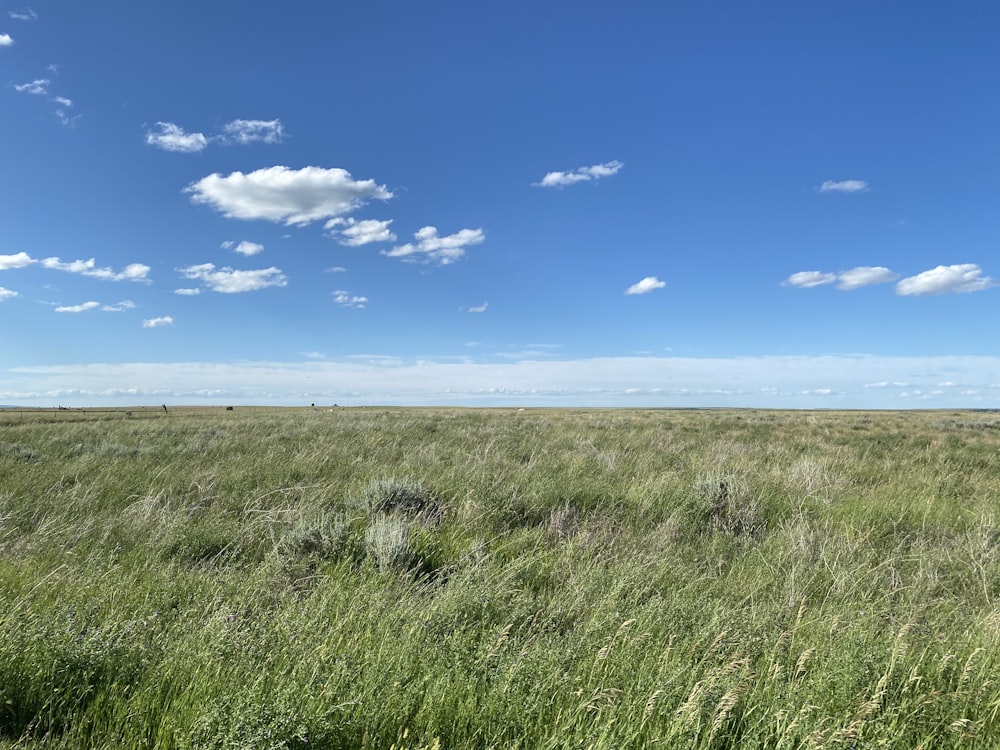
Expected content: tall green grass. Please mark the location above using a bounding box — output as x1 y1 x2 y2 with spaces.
1 407 999 747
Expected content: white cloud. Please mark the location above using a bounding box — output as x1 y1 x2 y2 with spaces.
836 266 899 290
0 251 34 270
41 257 151 282
538 161 623 187
220 240 235 250
52 96 72 107
174 288 200 296
0 33 13 46
145 122 208 153
0 287 19 301
326 266 347 273
6 354 1000 408
186 166 392 226
9 9 37 21
219 119 285 145
234 241 264 256
468 302 488 313
333 290 367 308
896 264 996 296
177 263 288 293
14 79 48 95
102 300 136 312
625 276 666 295
143 316 174 328
818 179 869 193
535 160 623 187
55 301 99 313
383 226 485 265
325 218 396 246
783 271 836 288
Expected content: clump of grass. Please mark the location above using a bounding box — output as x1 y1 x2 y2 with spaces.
689 472 767 539
361 477 444 524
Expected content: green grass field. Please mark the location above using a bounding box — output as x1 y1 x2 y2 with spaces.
1 406 999 748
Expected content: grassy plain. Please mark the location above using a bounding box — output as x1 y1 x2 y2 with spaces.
1 406 999 748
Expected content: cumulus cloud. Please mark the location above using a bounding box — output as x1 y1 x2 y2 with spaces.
177 263 288 293
0 251 34 270
836 266 899 290
186 166 393 226
41 257 151 282
896 264 996 296
145 122 208 153
783 271 837 288
468 302 488 313
55 301 100 313
332 290 367 308
143 316 174 328
14 79 48 95
0 33 13 46
234 241 264 256
219 119 285 145
625 276 666 295
325 218 396 246
818 179 869 193
383 226 485 265
0 287 19 301
535 160 623 187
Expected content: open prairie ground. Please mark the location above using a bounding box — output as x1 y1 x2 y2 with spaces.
2 407 999 748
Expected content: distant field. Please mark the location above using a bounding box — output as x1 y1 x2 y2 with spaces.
1 408 999 748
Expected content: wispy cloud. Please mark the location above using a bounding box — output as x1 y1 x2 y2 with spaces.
325 218 396 246
41 257 151 282
6 354 998 408
145 122 208 153
818 179 869 193
625 276 666 295
177 263 287 293
102 301 137 312
146 118 285 152
52 96 72 108
14 79 48 95
218 119 285 145
55 301 100 313
535 160 623 188
233 241 264 256
383 226 485 265
186 166 392 226
9 8 37 21
0 287 19 301
468 302 488 313
896 264 996 296
0 34 13 47
783 267 898 290
174 288 201 296
836 266 899 290
142 316 174 328
783 271 837 288
332 290 367 308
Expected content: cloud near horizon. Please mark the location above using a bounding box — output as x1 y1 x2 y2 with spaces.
3 354 999 408
186 166 392 226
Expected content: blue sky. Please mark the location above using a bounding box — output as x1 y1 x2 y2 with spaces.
2 1 999 408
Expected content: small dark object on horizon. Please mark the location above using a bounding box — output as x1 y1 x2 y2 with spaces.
226 406 234 411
